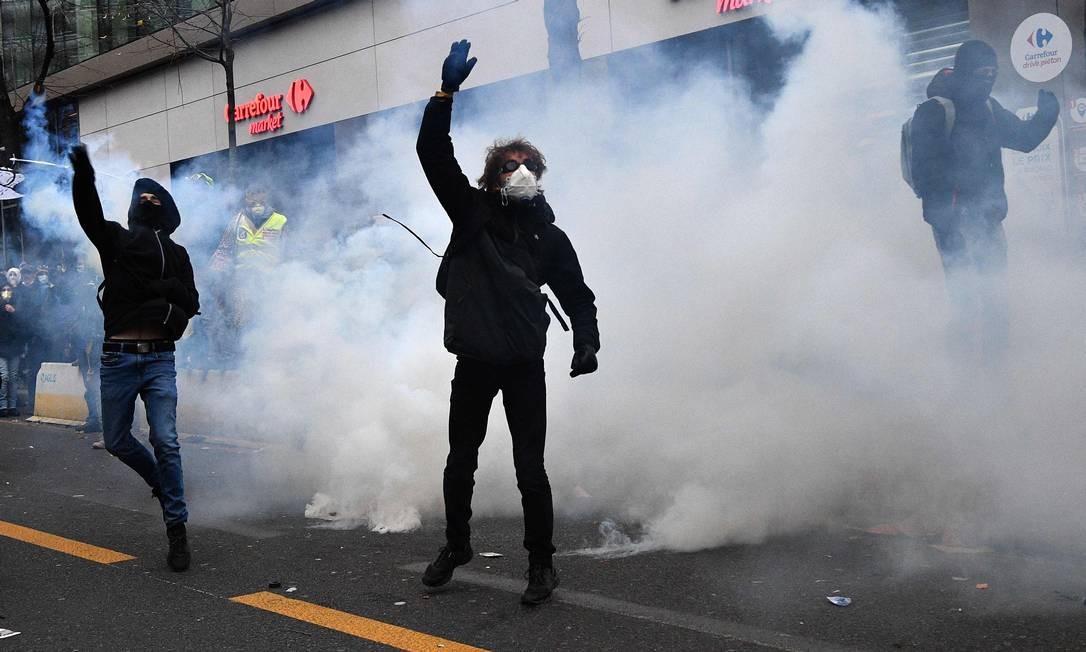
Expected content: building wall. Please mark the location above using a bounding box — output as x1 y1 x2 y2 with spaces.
76 0 778 174
968 0 1086 237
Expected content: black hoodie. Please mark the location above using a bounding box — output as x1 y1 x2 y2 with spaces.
72 169 199 339
910 62 1058 229
417 96 599 365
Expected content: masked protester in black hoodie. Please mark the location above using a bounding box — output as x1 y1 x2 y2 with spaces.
69 145 199 572
909 40 1059 362
417 40 600 605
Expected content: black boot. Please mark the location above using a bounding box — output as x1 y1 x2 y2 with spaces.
166 523 190 572
421 545 473 587
521 562 559 605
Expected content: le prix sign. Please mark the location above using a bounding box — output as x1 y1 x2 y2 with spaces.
223 78 316 136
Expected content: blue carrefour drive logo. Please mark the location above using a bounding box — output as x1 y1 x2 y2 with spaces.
1027 27 1054 48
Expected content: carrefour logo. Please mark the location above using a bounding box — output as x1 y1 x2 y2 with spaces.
287 79 315 114
1011 13 1072 83
1027 27 1054 49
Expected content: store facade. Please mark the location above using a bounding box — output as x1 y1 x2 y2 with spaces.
11 1 1085 237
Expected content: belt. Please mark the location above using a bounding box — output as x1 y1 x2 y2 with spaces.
102 340 175 354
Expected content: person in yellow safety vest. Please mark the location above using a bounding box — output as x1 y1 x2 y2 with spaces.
209 186 288 273
206 186 288 364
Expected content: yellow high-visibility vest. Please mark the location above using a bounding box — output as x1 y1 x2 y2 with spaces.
235 212 287 268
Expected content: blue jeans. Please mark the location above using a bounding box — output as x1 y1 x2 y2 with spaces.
100 350 187 526
0 353 20 410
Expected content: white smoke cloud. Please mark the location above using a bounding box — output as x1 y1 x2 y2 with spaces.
23 0 1086 554
197 0 1086 551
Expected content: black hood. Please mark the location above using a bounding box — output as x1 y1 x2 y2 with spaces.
949 40 997 106
128 178 180 234
926 67 956 99
954 39 997 75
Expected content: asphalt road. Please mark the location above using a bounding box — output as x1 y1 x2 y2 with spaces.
2 418 1086 651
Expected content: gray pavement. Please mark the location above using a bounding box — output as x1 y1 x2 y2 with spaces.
2 418 1086 650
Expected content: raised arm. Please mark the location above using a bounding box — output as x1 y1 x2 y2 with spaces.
68 145 113 254
996 90 1060 153
416 40 479 222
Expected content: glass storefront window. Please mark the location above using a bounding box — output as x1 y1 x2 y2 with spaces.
1 1 215 91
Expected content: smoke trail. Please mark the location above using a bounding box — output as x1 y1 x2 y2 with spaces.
16 94 140 267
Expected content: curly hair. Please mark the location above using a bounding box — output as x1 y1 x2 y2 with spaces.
477 137 547 190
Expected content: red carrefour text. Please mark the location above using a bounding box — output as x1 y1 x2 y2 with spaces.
717 0 771 13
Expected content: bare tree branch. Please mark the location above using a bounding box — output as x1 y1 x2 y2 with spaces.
33 0 56 95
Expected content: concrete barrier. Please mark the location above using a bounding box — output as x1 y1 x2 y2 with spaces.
31 362 88 425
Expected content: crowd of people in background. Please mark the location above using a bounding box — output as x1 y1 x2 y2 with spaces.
0 257 102 430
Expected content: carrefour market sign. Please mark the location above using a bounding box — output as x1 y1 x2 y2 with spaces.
1010 13 1072 83
223 78 315 136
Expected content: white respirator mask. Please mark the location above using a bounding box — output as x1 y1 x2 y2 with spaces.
248 204 267 218
500 165 541 204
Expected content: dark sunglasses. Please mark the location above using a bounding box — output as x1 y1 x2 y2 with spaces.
501 159 540 173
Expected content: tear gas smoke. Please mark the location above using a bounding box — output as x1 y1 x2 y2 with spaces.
16 95 143 268
21 0 1086 555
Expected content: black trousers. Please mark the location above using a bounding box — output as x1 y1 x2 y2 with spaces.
443 357 555 563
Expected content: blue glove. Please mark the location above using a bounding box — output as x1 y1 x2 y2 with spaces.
441 39 478 93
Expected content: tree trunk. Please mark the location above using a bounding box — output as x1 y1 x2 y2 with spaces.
221 3 237 185
33 0 56 95
223 56 237 186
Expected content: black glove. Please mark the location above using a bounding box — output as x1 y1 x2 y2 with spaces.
570 346 598 378
68 144 95 180
1037 89 1060 119
441 39 477 93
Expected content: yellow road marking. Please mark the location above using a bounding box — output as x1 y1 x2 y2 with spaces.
230 591 488 651
0 520 135 564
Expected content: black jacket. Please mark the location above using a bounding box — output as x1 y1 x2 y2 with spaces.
72 173 199 340
417 96 599 365
911 69 1058 230
0 285 25 355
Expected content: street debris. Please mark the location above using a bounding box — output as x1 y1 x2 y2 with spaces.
975 583 989 590
394 601 406 606
0 629 19 639
479 552 503 558
826 596 852 607
268 582 282 589
931 544 993 555
952 577 969 581
286 587 298 593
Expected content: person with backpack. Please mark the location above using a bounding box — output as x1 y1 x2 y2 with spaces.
416 40 600 605
69 145 200 572
904 40 1059 361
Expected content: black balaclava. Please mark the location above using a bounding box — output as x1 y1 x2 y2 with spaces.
128 178 181 234
952 40 998 106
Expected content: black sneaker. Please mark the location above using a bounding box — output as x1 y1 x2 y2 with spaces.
421 545 473 587
521 563 559 605
166 523 191 572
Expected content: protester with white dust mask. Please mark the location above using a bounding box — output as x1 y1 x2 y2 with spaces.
416 39 600 605
69 145 200 572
